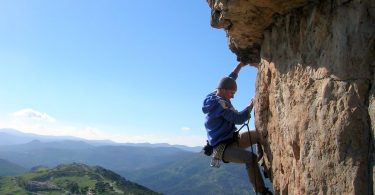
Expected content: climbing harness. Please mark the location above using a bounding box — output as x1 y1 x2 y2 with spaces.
210 143 226 168
209 132 239 168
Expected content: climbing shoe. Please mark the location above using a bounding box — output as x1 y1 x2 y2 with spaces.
260 188 273 195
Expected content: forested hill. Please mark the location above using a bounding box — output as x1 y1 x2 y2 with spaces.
0 158 27 176
0 163 160 195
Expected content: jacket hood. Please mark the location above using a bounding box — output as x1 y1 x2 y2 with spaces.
202 92 221 114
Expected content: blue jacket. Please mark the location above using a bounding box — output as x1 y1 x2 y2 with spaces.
202 72 251 147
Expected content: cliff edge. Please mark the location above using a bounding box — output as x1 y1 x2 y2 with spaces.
207 0 375 194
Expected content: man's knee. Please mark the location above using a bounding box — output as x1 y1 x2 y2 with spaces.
239 131 260 148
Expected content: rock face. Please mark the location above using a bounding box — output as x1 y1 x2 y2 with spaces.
208 0 374 194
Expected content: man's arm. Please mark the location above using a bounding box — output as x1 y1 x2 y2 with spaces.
229 62 248 80
232 62 248 75
220 105 251 125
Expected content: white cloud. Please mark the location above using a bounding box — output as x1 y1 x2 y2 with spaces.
181 127 191 132
12 108 56 123
0 110 205 147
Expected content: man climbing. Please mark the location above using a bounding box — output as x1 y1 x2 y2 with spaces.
202 62 272 195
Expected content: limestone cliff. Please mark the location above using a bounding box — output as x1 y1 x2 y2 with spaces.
208 0 374 194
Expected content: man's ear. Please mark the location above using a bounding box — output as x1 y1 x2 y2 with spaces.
218 88 226 92
216 88 225 95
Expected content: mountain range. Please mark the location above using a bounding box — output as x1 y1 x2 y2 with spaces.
0 139 194 172
0 128 201 152
0 128 272 194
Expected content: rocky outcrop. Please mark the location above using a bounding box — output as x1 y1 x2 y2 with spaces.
207 0 310 64
24 181 60 191
208 0 374 194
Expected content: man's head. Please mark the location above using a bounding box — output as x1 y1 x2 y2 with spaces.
216 77 237 100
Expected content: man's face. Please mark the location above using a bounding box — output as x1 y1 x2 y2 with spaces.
222 89 236 100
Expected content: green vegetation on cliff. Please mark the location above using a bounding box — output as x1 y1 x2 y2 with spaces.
0 163 160 195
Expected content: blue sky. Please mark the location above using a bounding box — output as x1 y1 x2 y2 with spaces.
0 0 257 146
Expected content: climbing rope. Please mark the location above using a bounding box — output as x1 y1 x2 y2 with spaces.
237 118 258 194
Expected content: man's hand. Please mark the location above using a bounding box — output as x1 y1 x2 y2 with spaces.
248 98 254 112
238 62 248 68
233 62 248 75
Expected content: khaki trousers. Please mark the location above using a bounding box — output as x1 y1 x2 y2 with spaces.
222 131 265 193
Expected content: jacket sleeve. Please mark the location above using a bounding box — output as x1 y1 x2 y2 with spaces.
229 72 238 80
216 100 251 124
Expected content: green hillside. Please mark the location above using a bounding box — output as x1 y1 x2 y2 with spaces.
0 159 27 176
0 163 160 195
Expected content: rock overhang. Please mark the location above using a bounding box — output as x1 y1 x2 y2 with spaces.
207 0 312 64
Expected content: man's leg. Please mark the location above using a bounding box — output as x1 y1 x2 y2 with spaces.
238 130 264 161
238 130 260 148
223 143 265 193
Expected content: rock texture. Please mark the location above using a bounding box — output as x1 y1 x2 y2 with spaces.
208 0 374 194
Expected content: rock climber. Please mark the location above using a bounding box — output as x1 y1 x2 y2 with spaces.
202 62 272 195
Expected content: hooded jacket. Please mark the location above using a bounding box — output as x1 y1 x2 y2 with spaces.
202 72 251 147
